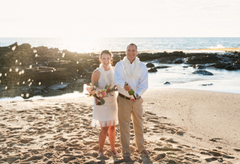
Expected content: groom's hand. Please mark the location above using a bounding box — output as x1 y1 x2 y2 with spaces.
124 82 131 91
130 94 140 102
130 97 135 102
136 94 140 100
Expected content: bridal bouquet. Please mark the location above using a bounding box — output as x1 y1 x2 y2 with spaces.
85 82 117 105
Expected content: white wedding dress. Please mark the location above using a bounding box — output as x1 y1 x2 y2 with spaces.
91 68 118 127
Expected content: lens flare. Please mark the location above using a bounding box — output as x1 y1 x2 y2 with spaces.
12 46 16 51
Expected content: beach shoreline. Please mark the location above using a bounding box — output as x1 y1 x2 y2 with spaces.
139 47 240 53
1 41 240 100
0 88 239 163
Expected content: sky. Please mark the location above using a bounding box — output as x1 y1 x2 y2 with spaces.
0 0 240 37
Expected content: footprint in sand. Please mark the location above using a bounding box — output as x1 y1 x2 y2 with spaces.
24 155 43 162
177 130 185 136
0 123 6 128
153 153 166 161
145 111 156 116
44 152 54 159
209 138 223 142
165 138 178 144
148 119 160 124
154 146 181 152
222 154 235 159
234 148 240 152
205 157 219 162
19 138 34 143
185 153 200 158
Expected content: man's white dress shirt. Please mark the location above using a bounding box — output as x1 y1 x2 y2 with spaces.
114 58 148 97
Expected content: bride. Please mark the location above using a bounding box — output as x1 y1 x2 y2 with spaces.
90 50 118 156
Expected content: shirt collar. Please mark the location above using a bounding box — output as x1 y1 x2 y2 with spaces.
126 57 136 64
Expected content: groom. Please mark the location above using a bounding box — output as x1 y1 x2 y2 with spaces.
114 43 149 161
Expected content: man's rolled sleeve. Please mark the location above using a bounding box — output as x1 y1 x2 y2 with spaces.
136 65 148 96
114 62 125 89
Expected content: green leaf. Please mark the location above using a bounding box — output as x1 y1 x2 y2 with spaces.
105 84 110 90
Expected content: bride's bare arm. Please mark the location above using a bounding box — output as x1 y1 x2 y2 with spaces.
91 69 100 86
91 69 100 104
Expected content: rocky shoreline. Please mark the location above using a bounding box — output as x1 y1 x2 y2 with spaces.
0 42 240 99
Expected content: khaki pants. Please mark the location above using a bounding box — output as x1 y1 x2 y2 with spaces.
117 96 145 156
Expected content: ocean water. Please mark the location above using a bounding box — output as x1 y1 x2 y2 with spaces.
0 37 240 101
148 63 240 94
1 37 240 52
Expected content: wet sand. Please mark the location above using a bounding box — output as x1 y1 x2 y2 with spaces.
0 89 240 163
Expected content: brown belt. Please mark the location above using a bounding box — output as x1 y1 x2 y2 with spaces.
118 93 141 100
118 93 131 100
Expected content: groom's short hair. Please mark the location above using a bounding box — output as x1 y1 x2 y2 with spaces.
127 43 137 50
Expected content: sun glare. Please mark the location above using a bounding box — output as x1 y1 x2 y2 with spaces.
0 0 240 37
62 37 100 53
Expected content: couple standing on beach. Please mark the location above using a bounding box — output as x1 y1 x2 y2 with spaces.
90 43 149 161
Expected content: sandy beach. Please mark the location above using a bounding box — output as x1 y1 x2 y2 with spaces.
0 89 240 164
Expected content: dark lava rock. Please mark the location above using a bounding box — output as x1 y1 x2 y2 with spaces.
192 64 206 69
156 66 170 69
225 64 238 70
48 83 69 90
192 70 213 75
174 58 184 64
1 42 239 99
186 54 219 64
164 81 170 85
148 67 157 72
146 63 155 68
200 83 213 86
211 63 227 69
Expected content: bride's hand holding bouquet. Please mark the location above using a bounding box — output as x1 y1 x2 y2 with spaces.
85 82 117 105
